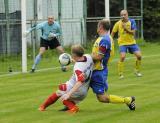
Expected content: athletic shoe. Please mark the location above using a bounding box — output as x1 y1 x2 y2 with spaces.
67 106 79 114
135 72 142 77
30 69 35 73
61 65 67 72
127 96 136 111
59 106 69 111
38 106 45 111
119 74 124 79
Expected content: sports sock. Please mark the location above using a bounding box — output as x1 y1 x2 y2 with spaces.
135 59 141 72
32 54 41 69
118 61 124 75
63 100 76 110
124 97 132 105
109 95 131 104
41 93 59 109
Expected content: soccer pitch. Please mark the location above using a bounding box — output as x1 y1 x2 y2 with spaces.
0 43 160 123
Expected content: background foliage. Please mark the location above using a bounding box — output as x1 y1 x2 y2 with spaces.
87 0 160 41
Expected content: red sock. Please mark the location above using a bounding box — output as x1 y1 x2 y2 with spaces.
41 93 59 109
63 100 76 110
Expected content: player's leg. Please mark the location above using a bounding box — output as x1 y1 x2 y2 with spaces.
49 37 64 54
134 51 142 76
39 92 60 111
62 100 79 113
118 45 127 79
92 81 136 110
31 47 46 72
96 94 135 110
90 70 136 110
131 44 142 77
91 73 132 105
63 87 88 113
59 80 81 113
31 38 48 73
56 46 65 54
97 94 130 104
60 86 87 113
38 83 67 111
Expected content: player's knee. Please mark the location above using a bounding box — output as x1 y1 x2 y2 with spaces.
39 48 46 54
57 46 64 54
56 84 67 96
97 95 109 103
137 55 142 60
59 83 67 91
120 56 125 62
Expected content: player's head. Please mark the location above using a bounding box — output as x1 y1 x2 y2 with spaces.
97 19 110 35
71 44 84 61
48 16 54 25
120 10 128 21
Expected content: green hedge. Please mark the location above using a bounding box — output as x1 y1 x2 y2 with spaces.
87 0 160 41
143 0 160 40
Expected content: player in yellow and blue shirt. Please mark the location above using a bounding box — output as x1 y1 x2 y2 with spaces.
111 10 142 79
90 34 113 94
90 19 136 111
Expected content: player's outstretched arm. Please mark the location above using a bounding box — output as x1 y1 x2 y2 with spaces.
23 27 35 37
60 81 82 101
23 22 44 37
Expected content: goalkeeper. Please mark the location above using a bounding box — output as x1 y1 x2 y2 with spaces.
24 16 66 72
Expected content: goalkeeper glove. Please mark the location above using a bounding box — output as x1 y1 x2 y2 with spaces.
48 32 56 40
23 30 30 37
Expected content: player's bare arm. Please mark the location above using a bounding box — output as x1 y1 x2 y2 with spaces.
60 81 83 101
122 23 135 35
111 31 116 38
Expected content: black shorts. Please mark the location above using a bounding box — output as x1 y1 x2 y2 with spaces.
40 37 61 50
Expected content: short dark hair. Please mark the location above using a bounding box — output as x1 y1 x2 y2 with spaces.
98 19 110 31
71 44 84 57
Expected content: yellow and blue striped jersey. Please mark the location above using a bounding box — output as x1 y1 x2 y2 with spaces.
92 34 114 70
112 18 137 46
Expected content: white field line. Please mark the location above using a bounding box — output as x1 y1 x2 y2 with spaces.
0 54 160 78
112 54 160 62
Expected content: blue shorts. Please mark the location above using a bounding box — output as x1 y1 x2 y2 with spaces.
90 69 108 94
119 44 140 54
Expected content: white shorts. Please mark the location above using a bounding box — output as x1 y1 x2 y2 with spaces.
56 81 89 103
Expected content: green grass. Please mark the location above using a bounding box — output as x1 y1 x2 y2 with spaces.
0 42 160 123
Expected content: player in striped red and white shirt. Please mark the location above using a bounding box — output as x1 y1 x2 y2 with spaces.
39 45 93 113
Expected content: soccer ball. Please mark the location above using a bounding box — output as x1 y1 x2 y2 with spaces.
59 53 71 66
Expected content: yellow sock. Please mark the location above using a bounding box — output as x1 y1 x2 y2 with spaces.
118 61 124 75
135 60 141 72
124 97 132 105
109 95 131 104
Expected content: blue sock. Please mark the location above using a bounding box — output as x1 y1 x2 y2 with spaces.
32 54 41 69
